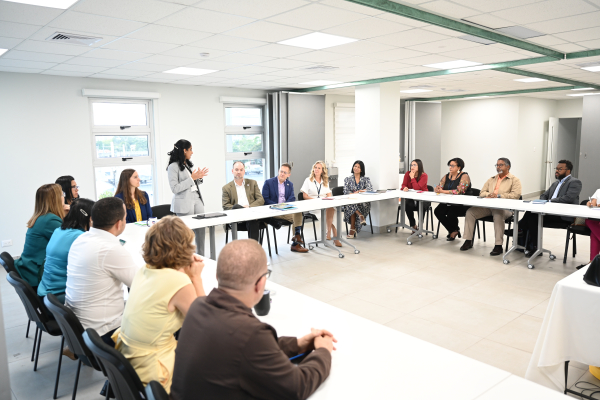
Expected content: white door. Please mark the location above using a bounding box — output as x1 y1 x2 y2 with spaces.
546 117 559 188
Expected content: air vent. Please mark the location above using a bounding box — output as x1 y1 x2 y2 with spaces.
459 35 495 45
46 32 102 46
302 65 339 72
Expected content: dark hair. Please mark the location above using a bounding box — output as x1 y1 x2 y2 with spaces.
92 197 125 230
281 163 292 172
558 159 573 172
447 158 465 171
411 159 424 179
232 161 245 169
56 175 76 204
61 198 95 231
115 169 147 210
498 157 511 168
351 160 365 177
166 139 193 171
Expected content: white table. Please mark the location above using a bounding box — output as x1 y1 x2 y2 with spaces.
525 263 600 398
119 224 566 399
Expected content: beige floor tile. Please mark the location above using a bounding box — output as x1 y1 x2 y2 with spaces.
484 266 570 294
393 267 483 294
284 281 346 303
268 271 302 287
327 295 405 325
411 296 520 337
525 298 550 319
569 369 600 392
351 280 446 313
453 280 549 314
386 314 483 353
426 255 511 279
461 339 532 377
305 269 387 295
486 314 543 353
268 258 347 281
346 259 426 279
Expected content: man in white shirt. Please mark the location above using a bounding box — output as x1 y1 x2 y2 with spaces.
66 197 137 346
222 161 265 241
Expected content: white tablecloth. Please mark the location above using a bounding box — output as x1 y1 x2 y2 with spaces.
525 264 600 390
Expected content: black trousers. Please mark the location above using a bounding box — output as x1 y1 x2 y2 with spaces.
238 220 261 241
518 212 570 249
405 200 431 227
434 204 469 234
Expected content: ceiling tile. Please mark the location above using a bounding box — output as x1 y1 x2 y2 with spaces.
28 27 118 48
254 58 312 68
125 25 213 45
266 69 312 77
468 52 526 63
554 27 600 42
228 65 281 74
226 21 311 43
0 58 54 69
184 60 243 70
493 0 596 25
578 39 600 49
206 70 253 78
187 34 266 52
155 7 254 33
406 38 482 53
15 40 90 56
400 54 459 66
42 70 91 77
135 54 199 66
266 3 365 31
363 47 427 61
48 12 146 37
420 1 480 19
0 1 63 25
0 66 43 73
329 55 385 67
463 14 513 29
319 0 385 16
212 52 275 64
51 64 109 73
445 0 543 13
439 43 511 58
159 45 230 60
143 72 190 80
526 35 567 46
376 13 429 28
322 16 413 40
73 0 185 23
90 73 133 80
102 38 180 54
551 43 587 52
63 57 126 68
326 40 397 55
101 68 154 77
3 50 72 63
287 50 350 62
132 77 176 83
422 25 467 37
115 61 175 72
526 11 600 34
182 75 227 83
0 21 42 39
195 0 309 19
243 44 311 57
363 61 412 71
83 48 151 61
0 36 23 49
370 29 450 47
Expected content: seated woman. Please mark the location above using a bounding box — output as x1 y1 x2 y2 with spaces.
434 158 472 241
114 169 153 223
583 188 600 269
38 198 94 304
343 160 373 239
56 175 79 215
112 216 205 393
15 184 64 289
401 159 428 230
301 161 341 247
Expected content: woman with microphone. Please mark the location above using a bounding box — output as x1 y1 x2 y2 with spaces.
167 139 209 255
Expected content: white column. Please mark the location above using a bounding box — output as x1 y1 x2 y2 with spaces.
355 82 400 231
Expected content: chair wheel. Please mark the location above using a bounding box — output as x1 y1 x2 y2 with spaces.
387 228 391 233
418 234 423 238
503 259 509 264
528 264 535 269
432 235 438 239
407 241 412 245
309 245 314 250
549 255 556 260
339 254 344 258
354 250 360 254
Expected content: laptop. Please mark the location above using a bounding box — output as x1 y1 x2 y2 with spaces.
192 212 227 219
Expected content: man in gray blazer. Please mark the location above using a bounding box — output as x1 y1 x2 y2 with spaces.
516 159 582 252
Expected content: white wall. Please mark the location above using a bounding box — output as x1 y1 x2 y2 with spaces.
0 72 265 255
324 94 354 166
556 98 583 118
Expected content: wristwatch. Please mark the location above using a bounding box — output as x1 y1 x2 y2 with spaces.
497 194 501 198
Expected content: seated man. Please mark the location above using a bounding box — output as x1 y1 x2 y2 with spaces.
461 158 522 256
222 161 265 241
262 163 308 253
171 239 335 400
65 197 137 346
516 159 581 253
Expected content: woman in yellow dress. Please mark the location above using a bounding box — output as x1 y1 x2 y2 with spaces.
112 216 205 392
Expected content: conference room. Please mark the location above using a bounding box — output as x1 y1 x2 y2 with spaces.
2 0 600 398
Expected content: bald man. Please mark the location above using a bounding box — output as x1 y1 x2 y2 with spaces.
171 240 335 400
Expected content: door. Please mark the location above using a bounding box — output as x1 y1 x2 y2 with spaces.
546 117 558 188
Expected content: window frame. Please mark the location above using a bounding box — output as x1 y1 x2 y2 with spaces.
224 104 266 168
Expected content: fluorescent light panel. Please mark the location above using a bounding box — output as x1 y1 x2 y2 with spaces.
424 60 481 69
572 87 594 91
400 89 432 93
514 78 547 82
163 67 218 76
278 33 357 50
5 0 78 9
0 49 8 57
581 66 600 72
299 80 342 85
568 92 600 97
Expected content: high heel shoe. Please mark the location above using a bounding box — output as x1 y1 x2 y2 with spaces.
358 215 367 226
447 231 461 241
347 228 356 239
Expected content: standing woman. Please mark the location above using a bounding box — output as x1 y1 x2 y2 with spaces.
343 160 373 238
301 161 341 247
15 184 64 289
167 139 209 256
114 169 153 223
401 159 428 230
434 158 472 241
56 175 79 214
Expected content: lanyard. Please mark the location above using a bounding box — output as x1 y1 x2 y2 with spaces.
315 181 322 197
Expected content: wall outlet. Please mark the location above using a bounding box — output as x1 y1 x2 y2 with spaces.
2 240 12 247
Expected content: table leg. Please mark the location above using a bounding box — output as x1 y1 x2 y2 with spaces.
333 205 359 254
209 226 216 260
405 200 434 245
306 208 346 258
563 360 596 399
503 210 525 265
526 214 555 269
232 222 238 240
387 198 414 233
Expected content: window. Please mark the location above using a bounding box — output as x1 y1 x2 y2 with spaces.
224 105 266 187
333 103 355 175
89 99 155 204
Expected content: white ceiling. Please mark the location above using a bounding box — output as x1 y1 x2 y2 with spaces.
1 0 600 100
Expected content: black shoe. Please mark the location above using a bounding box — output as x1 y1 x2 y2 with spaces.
460 240 473 251
490 245 503 256
576 263 589 270
447 231 461 241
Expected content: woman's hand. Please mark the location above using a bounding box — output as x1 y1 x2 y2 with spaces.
587 201 592 207
434 185 442 193
192 167 209 180
409 171 415 179
184 254 204 279
403 187 409 192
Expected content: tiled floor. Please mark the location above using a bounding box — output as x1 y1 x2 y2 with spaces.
2 212 599 399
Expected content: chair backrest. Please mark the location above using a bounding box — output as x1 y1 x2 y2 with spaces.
470 188 480 196
6 271 53 331
580 200 588 206
145 381 169 400
298 192 304 201
0 252 17 275
427 185 433 192
332 186 344 196
83 328 147 400
44 294 101 371
151 204 174 220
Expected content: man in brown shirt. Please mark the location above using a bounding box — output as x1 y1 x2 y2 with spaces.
461 157 522 256
171 239 335 400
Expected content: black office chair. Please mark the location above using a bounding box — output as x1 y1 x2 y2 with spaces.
146 381 169 400
434 188 481 240
478 195 522 252
297 192 318 244
6 272 63 397
263 217 293 255
563 201 591 263
395 185 434 234
83 328 147 400
0 252 33 338
225 222 273 256
150 204 174 219
44 294 108 400
331 186 374 236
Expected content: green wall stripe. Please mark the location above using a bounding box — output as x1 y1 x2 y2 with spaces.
566 48 600 59
496 67 600 90
411 86 577 101
344 0 564 59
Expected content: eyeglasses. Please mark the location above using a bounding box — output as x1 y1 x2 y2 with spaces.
71 185 79 189
555 167 567 171
449 164 457 168
494 164 506 168
255 269 271 286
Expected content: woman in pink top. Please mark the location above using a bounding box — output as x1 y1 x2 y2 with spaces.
401 159 428 230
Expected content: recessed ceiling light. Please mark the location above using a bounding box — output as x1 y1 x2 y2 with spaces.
299 80 342 85
571 87 594 91
400 89 432 93
568 92 600 97
0 49 7 57
163 67 218 76
279 33 357 50
581 66 600 72
514 78 547 82
424 60 481 69
5 0 79 9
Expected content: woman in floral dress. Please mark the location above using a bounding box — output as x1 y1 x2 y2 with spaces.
343 160 373 238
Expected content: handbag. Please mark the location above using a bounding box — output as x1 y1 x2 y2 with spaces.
583 254 600 287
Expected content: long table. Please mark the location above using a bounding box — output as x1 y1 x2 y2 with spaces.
119 224 567 399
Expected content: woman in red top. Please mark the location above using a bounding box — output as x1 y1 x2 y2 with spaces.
401 159 428 230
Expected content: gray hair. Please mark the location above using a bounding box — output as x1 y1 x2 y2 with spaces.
498 157 511 168
232 161 245 169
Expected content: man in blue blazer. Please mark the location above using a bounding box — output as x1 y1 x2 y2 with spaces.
262 163 307 253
